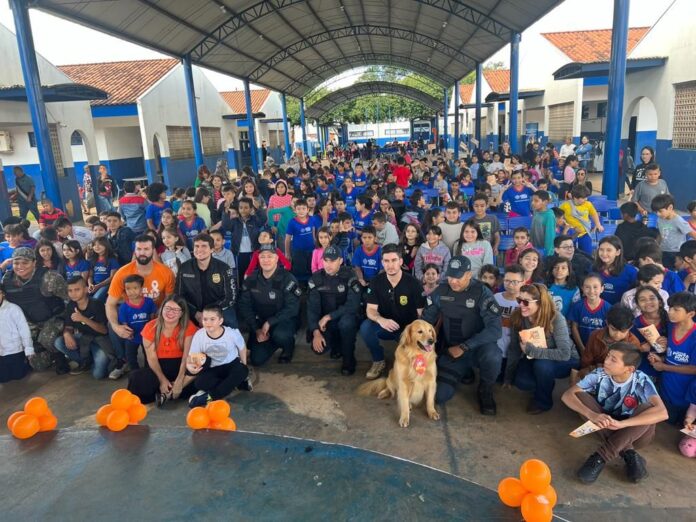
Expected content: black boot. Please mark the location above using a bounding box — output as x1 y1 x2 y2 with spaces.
622 449 648 483
53 353 70 375
478 382 497 416
460 367 475 385
577 452 606 484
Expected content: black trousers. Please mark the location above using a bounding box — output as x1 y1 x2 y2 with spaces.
0 352 30 383
194 359 249 399
291 248 312 282
321 315 358 371
127 358 195 404
248 321 296 366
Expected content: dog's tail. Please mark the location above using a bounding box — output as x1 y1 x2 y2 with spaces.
357 378 389 397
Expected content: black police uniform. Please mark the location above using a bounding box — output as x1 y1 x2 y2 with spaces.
307 265 361 373
422 279 502 412
176 257 237 327
238 265 300 366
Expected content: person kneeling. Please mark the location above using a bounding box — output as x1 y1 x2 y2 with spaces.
186 306 251 408
561 343 668 484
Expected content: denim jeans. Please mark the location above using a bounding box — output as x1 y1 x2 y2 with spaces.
54 332 111 379
96 195 114 213
108 323 127 362
18 198 40 221
91 287 109 303
514 357 579 411
359 319 402 362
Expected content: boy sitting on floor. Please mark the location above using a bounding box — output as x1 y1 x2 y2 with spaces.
562 342 668 484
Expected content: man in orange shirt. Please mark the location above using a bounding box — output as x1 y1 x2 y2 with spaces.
106 235 175 379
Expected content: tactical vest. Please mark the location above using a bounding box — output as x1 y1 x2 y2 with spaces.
248 272 287 320
2 267 64 323
314 267 352 313
438 281 486 345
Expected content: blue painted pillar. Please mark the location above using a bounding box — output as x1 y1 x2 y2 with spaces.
509 32 521 154
475 63 482 147
443 88 449 152
454 81 460 160
281 93 291 162
10 0 62 206
243 78 259 173
604 0 630 200
299 98 308 157
181 54 205 173
316 121 323 155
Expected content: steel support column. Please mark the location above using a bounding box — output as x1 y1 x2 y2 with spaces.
443 88 449 153
281 93 291 162
10 0 62 206
182 54 204 172
299 98 308 157
454 81 460 160
603 0 630 200
509 32 521 154
475 63 482 147
243 78 259 172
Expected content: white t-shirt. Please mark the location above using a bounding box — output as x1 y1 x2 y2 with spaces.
494 293 519 357
189 326 245 367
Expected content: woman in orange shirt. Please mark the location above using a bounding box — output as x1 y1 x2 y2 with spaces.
128 295 198 405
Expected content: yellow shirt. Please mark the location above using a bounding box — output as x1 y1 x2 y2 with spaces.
560 200 597 237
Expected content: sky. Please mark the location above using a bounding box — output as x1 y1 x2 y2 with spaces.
0 0 677 92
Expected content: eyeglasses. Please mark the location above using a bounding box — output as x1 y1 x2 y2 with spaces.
163 306 182 314
516 298 538 306
503 279 522 285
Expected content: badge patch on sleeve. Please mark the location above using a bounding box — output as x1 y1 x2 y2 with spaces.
484 297 501 315
308 280 316 290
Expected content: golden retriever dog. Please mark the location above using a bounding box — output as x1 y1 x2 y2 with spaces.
358 319 439 427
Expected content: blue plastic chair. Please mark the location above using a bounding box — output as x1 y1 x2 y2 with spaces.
647 213 658 228
507 215 533 232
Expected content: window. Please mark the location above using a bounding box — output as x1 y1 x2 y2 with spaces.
28 132 36 148
384 128 410 136
201 127 222 155
348 130 374 138
70 131 83 146
547 102 574 142
581 104 590 120
166 126 194 160
27 129 64 174
597 102 607 119
673 81 696 149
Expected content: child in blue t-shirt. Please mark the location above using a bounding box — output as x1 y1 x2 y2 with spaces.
178 200 207 250
547 257 580 317
285 199 319 283
649 292 696 423
569 273 612 353
88 237 119 302
352 226 381 287
353 195 374 233
679 240 696 295
501 171 535 216
145 182 172 231
333 212 357 266
62 240 90 282
594 236 638 305
117 274 157 371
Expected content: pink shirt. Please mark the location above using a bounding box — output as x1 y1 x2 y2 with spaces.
311 248 325 273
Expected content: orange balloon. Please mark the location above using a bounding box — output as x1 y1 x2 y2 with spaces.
7 411 24 432
128 403 147 424
131 394 142 407
521 493 553 522
220 417 237 431
540 485 557 508
207 400 231 422
96 404 114 426
38 413 58 432
519 459 552 494
186 407 210 430
24 397 49 417
110 389 133 410
106 409 130 432
497 477 528 507
11 414 40 439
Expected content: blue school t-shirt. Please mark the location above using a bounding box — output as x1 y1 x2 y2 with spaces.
118 297 157 345
600 264 638 304
341 187 361 207
632 315 667 378
286 217 318 252
352 245 382 281
353 171 366 186
661 323 696 407
678 269 695 294
501 186 534 216
64 259 90 280
569 298 612 346
91 257 120 284
178 217 207 249
548 284 580 317
316 186 333 199
353 209 374 232
145 201 172 229
662 269 685 295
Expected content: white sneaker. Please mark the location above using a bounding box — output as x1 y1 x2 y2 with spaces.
365 361 386 380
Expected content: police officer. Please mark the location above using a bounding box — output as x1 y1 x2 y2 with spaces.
238 244 300 366
176 233 237 327
308 246 361 375
1 247 68 373
422 256 502 415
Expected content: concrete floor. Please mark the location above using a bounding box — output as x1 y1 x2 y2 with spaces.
1 336 693 521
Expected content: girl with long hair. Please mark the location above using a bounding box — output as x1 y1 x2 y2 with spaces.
632 285 669 378
398 223 424 273
593 235 638 304
127 295 198 406
518 247 545 284
35 239 63 273
87 237 119 302
452 220 494 279
546 257 580 317
504 283 578 414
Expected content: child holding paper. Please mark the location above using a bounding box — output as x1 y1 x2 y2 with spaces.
678 381 696 457
561 343 668 484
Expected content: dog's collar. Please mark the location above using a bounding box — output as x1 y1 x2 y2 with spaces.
413 354 427 375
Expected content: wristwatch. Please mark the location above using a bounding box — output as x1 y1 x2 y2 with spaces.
459 343 469 352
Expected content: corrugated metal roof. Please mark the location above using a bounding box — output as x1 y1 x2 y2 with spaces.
58 58 178 105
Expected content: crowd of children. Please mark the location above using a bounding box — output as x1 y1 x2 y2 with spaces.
2 140 696 475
